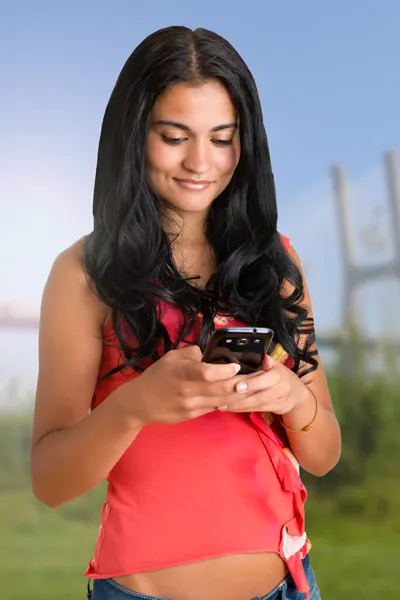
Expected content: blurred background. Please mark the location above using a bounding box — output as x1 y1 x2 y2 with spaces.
1 1 399 598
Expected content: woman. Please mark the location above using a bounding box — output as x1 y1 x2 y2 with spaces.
31 26 341 600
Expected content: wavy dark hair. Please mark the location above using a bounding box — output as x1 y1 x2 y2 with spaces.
84 25 317 379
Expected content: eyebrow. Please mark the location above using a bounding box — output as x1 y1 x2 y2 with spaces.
152 120 238 132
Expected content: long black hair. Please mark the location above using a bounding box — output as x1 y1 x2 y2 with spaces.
84 26 317 379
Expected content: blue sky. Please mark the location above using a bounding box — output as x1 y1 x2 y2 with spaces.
1 0 399 344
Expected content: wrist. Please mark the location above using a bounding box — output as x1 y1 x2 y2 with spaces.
108 378 147 431
281 385 318 433
291 381 314 414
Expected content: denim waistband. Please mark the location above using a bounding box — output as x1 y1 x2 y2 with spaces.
87 553 320 600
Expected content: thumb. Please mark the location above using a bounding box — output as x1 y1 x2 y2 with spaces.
175 344 202 361
261 354 276 371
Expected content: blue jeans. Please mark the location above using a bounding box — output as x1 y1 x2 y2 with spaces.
87 554 321 600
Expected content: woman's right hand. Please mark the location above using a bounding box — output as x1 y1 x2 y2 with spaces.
116 345 242 426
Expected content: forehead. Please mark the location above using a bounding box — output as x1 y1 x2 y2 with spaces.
151 80 238 129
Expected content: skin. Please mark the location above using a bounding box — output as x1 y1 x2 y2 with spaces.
146 79 240 234
31 80 341 600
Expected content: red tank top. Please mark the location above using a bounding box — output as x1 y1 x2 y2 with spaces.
85 235 311 597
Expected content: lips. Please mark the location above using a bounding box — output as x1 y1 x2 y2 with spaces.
174 178 213 191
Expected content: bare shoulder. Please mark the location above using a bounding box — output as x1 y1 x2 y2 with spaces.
287 243 301 264
32 236 109 447
46 236 107 327
45 235 112 326
49 236 87 284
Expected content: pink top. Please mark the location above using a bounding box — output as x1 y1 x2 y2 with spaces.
85 234 311 597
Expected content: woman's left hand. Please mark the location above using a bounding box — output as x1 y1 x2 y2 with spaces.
221 355 309 415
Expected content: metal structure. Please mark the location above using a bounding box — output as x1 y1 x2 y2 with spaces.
332 150 400 333
329 150 400 374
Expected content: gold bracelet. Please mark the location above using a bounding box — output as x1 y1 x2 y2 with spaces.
280 389 318 433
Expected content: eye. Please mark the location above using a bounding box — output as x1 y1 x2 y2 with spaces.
161 135 187 145
211 139 234 146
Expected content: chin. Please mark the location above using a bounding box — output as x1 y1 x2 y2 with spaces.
163 194 216 215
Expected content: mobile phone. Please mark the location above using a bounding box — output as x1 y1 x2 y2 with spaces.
201 327 274 375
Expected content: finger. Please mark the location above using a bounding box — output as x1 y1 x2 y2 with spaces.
183 377 256 410
189 407 218 419
179 363 242 404
174 345 203 361
196 377 252 401
181 391 238 412
195 361 241 383
219 389 285 413
234 368 280 395
197 369 268 399
261 354 276 371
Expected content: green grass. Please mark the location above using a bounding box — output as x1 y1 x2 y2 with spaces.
0 491 398 599
2 366 399 598
0 492 96 599
307 512 399 596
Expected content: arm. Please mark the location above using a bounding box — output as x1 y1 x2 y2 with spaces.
31 240 243 507
224 244 341 476
276 244 341 476
31 240 143 508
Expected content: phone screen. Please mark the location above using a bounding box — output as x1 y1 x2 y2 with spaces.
202 327 274 375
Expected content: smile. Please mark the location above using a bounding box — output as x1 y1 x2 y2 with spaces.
174 179 213 191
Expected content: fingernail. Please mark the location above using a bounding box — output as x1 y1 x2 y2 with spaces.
236 382 248 392
218 405 229 410
232 364 241 374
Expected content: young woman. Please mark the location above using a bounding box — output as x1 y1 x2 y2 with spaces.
31 26 341 600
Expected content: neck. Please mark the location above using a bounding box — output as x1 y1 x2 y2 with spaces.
162 208 209 248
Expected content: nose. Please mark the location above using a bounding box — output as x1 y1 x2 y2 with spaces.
181 139 212 175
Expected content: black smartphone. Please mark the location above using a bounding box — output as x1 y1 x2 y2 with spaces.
201 327 274 375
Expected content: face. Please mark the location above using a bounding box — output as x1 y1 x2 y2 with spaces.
146 80 240 218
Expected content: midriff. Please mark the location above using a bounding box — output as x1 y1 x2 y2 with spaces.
112 552 288 600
